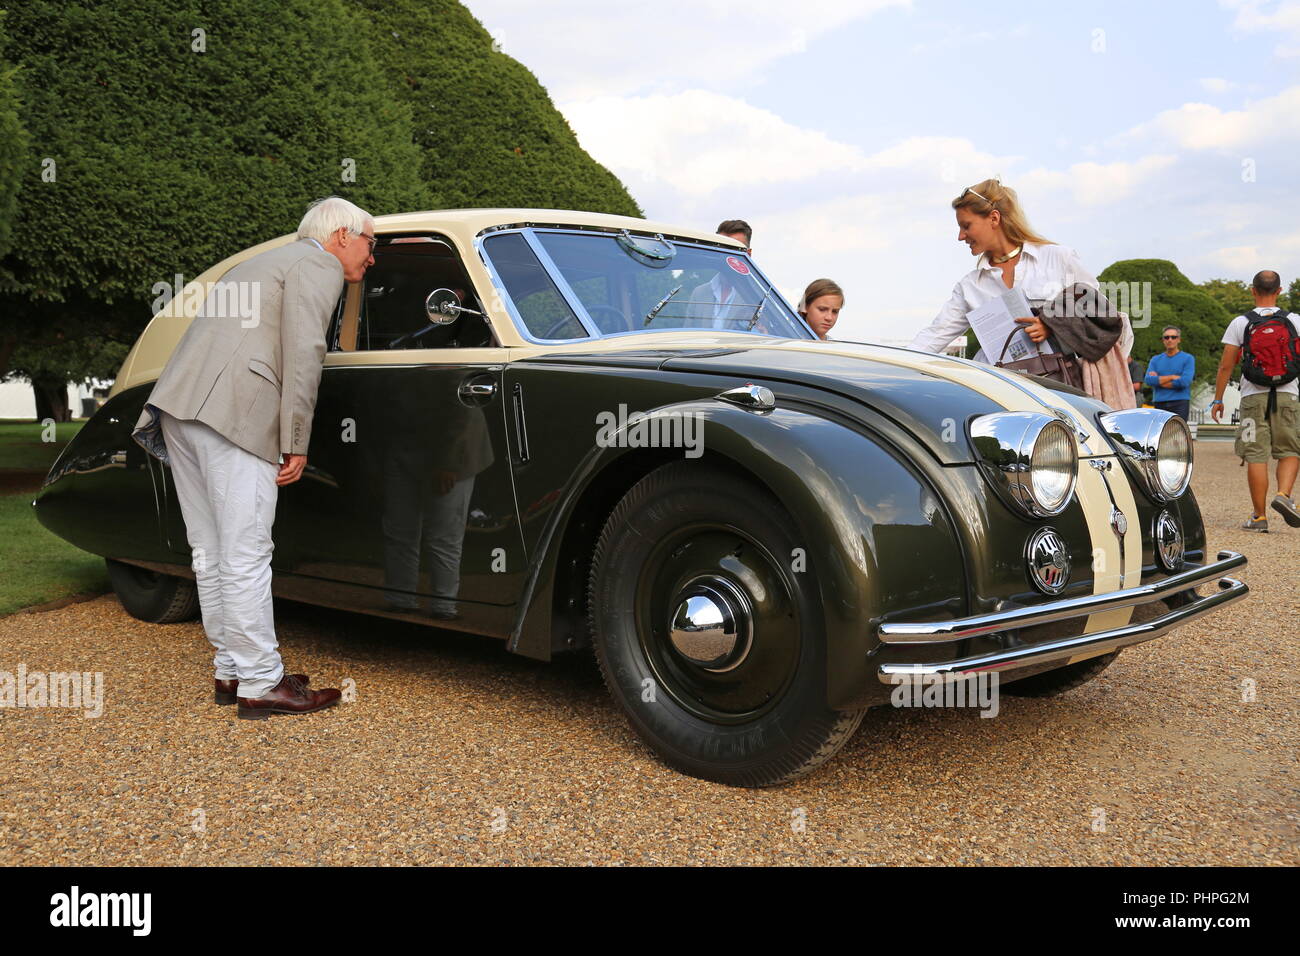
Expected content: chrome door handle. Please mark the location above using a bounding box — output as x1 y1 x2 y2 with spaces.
458 381 497 399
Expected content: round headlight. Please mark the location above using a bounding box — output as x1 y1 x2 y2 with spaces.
1031 420 1077 514
1155 416 1193 498
970 412 1080 518
1098 408 1194 503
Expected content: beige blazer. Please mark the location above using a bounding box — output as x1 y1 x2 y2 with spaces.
133 238 345 465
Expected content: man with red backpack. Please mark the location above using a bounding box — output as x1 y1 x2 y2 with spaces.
1210 270 1300 531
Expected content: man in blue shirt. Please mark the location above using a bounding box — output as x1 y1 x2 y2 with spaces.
1145 326 1195 420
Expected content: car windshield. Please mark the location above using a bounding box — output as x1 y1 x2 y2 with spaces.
482 229 813 341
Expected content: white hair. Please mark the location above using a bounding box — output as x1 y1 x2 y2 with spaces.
296 196 373 243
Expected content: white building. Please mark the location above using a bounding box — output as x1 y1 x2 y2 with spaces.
0 379 111 421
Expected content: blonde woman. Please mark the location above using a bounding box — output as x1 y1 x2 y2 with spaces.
798 278 843 341
910 179 1135 408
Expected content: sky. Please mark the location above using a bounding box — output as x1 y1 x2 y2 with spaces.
463 0 1300 344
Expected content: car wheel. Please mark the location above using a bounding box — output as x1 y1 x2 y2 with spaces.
1000 651 1119 697
105 558 200 624
587 461 865 787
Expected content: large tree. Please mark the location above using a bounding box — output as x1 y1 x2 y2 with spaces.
1099 259 1226 387
1285 278 1300 315
0 11 29 380
1199 278 1253 318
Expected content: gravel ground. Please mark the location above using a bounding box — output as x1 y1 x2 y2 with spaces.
1 440 1295 866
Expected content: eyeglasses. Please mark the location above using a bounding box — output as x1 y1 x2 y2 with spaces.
1162 334 1180 340
355 231 377 253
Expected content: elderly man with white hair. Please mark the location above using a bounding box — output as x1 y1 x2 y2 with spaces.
133 196 375 719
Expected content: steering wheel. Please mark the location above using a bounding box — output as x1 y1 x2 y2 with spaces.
584 304 631 334
389 322 442 349
539 305 625 339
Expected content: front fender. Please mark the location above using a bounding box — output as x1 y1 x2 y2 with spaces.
510 398 968 710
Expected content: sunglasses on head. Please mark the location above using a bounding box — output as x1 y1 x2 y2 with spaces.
959 182 999 209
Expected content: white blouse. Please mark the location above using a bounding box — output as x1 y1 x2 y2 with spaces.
910 241 1132 361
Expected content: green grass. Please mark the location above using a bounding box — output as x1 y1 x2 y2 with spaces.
0 493 108 615
1 418 107 614
0 419 86 471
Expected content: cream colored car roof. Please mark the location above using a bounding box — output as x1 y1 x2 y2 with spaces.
111 208 751 396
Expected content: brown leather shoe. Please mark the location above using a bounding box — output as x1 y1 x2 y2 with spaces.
236 674 341 720
215 674 307 706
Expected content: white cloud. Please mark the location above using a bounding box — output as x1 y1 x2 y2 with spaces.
1198 77 1238 93
1017 155 1179 206
1221 0 1300 56
464 0 910 99
1127 84 1300 149
563 87 1013 212
561 91 869 198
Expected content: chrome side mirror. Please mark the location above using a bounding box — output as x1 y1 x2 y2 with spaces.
425 288 483 325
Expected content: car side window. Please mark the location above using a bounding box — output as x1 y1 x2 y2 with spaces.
481 232 588 341
331 235 496 352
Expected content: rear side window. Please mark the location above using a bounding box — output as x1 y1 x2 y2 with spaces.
482 233 587 341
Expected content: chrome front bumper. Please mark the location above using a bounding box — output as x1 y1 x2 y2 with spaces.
876 550 1248 683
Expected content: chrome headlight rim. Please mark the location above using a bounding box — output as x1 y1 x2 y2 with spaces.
968 411 1080 519
1096 409 1194 502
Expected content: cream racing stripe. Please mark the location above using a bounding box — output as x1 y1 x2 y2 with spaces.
759 340 1133 637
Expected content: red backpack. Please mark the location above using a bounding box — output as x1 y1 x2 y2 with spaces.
1241 308 1300 413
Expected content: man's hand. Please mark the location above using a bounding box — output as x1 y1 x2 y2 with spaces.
1210 402 1224 423
1158 374 1177 387
277 453 307 486
1014 315 1050 343
433 469 457 495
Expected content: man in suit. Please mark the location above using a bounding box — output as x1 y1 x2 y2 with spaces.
132 196 374 719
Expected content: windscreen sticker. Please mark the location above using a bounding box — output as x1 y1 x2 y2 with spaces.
726 256 750 276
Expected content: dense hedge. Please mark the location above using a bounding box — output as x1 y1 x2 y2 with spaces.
355 0 640 215
0 0 640 393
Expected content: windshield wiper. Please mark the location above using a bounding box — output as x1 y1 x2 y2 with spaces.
746 289 771 331
644 284 683 326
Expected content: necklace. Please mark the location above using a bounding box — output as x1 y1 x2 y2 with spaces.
990 245 1022 264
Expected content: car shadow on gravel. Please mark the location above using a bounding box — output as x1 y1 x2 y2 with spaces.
271 596 609 699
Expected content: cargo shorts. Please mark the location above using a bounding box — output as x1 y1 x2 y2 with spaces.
1237 391 1300 463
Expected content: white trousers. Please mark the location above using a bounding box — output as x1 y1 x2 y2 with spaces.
159 410 283 698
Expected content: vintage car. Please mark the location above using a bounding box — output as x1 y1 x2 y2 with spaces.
34 209 1248 786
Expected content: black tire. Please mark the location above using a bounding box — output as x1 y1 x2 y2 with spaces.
105 558 200 624
1000 651 1120 697
587 462 865 787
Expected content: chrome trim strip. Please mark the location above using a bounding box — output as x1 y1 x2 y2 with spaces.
878 550 1246 643
878 576 1248 681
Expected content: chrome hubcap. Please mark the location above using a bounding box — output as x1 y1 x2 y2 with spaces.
668 577 753 672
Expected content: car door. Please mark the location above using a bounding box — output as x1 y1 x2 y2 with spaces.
270 235 527 632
